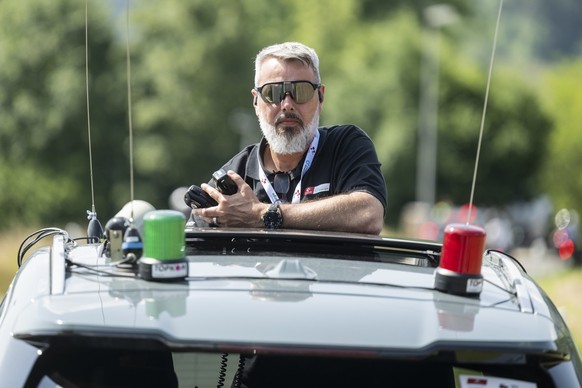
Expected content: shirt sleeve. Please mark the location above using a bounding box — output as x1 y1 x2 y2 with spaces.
329 125 388 211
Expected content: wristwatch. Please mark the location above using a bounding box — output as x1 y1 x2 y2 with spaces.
262 202 283 230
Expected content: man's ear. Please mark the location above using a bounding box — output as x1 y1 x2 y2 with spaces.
251 90 260 117
318 84 325 105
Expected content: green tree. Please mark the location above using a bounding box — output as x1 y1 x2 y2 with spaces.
127 0 362 207
436 58 551 206
0 0 127 229
541 60 582 210
359 0 469 21
322 8 551 224
0 0 564 233
128 0 266 205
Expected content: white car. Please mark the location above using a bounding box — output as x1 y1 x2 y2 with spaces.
0 208 580 387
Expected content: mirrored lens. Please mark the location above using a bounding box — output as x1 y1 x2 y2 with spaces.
257 81 318 104
260 83 283 104
293 82 316 103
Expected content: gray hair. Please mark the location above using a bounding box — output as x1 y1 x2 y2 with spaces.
254 42 321 86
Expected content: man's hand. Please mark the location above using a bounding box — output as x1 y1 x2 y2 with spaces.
190 171 268 228
191 170 385 235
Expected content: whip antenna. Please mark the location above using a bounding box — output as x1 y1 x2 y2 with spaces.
118 0 144 264
85 0 103 241
466 0 504 224
434 0 503 297
125 0 136 222
85 0 95 212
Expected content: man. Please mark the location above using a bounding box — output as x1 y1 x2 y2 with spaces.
191 42 387 235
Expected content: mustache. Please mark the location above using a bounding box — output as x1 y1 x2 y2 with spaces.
275 113 304 127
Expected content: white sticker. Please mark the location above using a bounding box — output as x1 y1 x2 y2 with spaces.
313 183 330 195
460 375 537 388
152 262 188 278
466 278 483 293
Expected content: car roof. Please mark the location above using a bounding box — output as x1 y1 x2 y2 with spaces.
4 227 569 362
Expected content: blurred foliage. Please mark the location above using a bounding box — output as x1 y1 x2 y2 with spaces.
0 163 76 229
320 7 551 220
435 58 551 207
0 0 128 227
540 60 582 211
0 0 581 232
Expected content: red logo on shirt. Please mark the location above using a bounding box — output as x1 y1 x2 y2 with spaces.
304 186 314 195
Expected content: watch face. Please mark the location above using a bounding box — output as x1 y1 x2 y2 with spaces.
263 204 283 229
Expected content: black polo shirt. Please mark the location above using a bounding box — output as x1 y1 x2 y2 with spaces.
217 124 387 211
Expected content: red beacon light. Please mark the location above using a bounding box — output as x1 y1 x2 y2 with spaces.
435 223 486 296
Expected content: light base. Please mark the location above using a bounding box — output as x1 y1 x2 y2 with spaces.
435 267 483 296
138 257 188 282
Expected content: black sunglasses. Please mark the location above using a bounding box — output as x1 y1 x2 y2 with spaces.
272 172 291 202
255 80 320 104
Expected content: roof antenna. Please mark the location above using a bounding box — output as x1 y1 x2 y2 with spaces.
466 0 504 224
113 0 186 280
120 0 144 264
85 0 104 243
435 0 504 297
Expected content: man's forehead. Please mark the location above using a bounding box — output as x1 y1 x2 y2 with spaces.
257 57 315 84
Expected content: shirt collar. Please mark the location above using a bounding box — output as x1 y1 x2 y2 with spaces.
244 137 266 181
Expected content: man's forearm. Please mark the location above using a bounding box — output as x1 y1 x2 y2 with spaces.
280 192 385 235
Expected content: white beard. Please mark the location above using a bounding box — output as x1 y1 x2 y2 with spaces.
258 112 319 155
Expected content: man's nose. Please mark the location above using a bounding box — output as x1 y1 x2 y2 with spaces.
281 92 295 110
